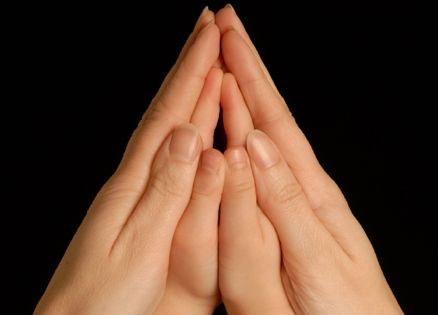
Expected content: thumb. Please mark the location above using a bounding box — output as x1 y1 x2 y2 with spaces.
111 123 202 260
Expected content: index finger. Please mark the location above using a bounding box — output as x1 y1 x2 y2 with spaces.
215 5 279 94
115 14 220 187
221 30 332 207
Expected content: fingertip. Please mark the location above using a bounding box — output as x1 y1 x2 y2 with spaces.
246 129 280 170
208 66 224 85
197 19 220 41
221 28 248 66
225 3 235 12
200 66 223 97
201 148 224 174
194 6 215 33
192 148 225 197
221 26 239 43
215 4 241 35
169 123 202 163
192 21 221 64
224 146 249 170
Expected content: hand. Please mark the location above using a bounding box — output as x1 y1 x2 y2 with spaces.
153 8 224 315
215 6 403 314
217 71 294 315
35 7 222 315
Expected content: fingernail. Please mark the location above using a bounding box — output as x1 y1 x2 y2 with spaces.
199 6 209 20
169 124 200 162
201 150 222 173
226 147 247 170
194 6 210 29
225 3 235 12
247 130 279 169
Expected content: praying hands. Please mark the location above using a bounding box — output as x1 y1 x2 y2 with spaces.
34 5 403 315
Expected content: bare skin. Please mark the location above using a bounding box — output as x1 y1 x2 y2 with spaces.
35 5 403 315
35 7 222 315
216 5 403 315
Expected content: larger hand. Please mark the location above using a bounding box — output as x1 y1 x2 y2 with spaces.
35 8 221 315
216 6 403 315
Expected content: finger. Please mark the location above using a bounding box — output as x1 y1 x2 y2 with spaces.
246 130 342 267
220 147 259 241
221 30 293 135
219 146 294 314
215 5 278 93
170 149 225 297
190 68 223 149
160 6 215 96
175 149 224 259
90 21 219 246
112 124 202 260
115 16 220 189
221 29 368 253
218 65 366 259
221 27 330 201
218 9 330 206
221 73 254 147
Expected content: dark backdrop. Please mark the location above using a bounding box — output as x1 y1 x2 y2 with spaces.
7 0 432 314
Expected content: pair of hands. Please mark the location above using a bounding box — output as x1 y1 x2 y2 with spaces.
35 6 403 315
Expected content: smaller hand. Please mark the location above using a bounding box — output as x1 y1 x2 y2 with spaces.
154 147 225 315
218 73 293 315
153 8 226 314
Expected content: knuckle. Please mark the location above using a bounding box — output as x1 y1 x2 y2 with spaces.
140 101 162 126
192 177 218 199
271 179 304 208
139 97 185 129
149 164 187 199
230 178 254 194
178 58 205 83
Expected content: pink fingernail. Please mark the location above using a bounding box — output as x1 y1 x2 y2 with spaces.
247 130 280 169
193 6 210 31
169 124 200 162
225 3 235 12
226 147 248 170
198 6 209 20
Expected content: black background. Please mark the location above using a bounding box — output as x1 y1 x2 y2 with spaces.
6 0 433 314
